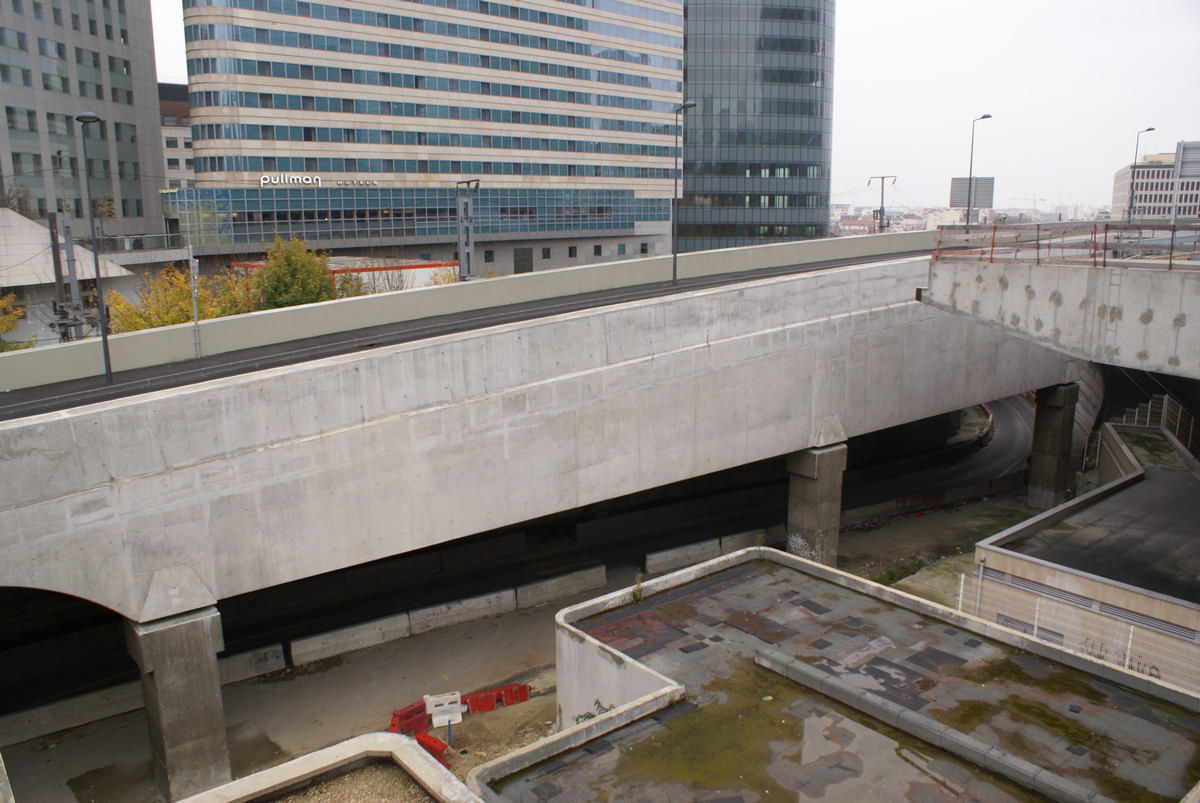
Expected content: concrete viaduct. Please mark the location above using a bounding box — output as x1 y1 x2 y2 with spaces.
0 232 1084 798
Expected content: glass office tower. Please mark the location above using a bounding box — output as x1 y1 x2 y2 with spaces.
678 0 833 251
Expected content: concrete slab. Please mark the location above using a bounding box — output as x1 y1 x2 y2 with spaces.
489 554 1200 802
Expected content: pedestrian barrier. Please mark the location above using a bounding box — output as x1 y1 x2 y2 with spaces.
388 683 532 734
415 731 451 768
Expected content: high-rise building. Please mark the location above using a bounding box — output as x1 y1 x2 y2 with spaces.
1112 142 1200 222
0 0 165 234
173 0 684 274
678 0 834 251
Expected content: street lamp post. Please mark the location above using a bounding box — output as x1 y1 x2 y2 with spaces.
672 101 696 285
76 112 113 383
1126 127 1155 223
965 113 992 234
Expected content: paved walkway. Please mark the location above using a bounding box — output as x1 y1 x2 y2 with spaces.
1 567 641 803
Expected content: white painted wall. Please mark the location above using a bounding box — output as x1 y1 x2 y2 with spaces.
0 257 1076 620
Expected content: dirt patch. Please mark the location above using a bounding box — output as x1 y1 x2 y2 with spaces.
838 490 1035 583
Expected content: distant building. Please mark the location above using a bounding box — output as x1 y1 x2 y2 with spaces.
0 0 166 235
159 83 193 189
1112 142 1200 222
173 0 683 273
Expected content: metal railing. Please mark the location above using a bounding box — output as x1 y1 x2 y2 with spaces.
934 222 1200 269
1118 393 1200 461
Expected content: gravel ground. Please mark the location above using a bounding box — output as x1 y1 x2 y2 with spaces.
270 762 434 802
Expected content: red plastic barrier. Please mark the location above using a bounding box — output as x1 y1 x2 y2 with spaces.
462 683 530 714
416 731 450 767
388 700 431 735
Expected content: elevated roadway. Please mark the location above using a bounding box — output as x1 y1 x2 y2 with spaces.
0 232 1083 799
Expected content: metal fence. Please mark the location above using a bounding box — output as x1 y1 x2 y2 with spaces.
934 222 1200 270
1116 394 1200 461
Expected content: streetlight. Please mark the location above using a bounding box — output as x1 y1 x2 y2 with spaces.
965 113 992 234
76 112 113 383
1126 126 1155 223
671 100 696 285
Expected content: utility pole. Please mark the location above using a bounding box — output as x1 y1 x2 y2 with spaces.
868 176 895 233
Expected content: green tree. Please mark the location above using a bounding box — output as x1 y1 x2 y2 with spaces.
109 264 222 333
257 235 335 308
0 292 32 351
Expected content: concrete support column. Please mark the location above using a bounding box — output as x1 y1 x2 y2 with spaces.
125 607 231 801
1028 383 1080 510
786 443 847 566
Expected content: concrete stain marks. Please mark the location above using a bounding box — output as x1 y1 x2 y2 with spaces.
228 719 289 778
999 275 1010 291
1175 314 1187 329
1024 285 1036 301
1049 290 1064 308
67 757 158 803
1140 309 1155 325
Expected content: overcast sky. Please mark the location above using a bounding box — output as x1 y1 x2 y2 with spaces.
150 0 1200 212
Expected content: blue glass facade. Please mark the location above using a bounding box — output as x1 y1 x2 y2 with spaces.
678 0 834 251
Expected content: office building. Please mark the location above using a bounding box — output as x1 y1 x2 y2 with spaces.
677 0 834 251
174 0 684 274
159 82 193 188
0 0 164 234
1112 141 1200 222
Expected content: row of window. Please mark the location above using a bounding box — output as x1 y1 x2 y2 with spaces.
184 0 681 54
195 154 673 180
188 91 677 137
483 241 650 263
187 57 676 115
5 0 127 40
4 68 136 103
184 24 679 92
164 137 193 149
679 223 825 240
165 158 194 169
1134 180 1199 193
5 107 137 142
683 193 825 209
688 162 826 179
689 130 824 148
193 123 670 159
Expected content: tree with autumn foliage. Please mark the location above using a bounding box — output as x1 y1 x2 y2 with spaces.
0 292 31 351
109 264 221 333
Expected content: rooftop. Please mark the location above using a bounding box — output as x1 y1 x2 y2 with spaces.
487 553 1200 802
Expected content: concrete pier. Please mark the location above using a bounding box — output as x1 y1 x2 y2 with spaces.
125 607 230 801
786 444 847 565
1028 383 1079 509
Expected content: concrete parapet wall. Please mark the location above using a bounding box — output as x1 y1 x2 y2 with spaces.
0 231 936 392
925 259 1200 379
175 732 481 803
289 614 412 667
644 538 722 575
0 257 1073 620
410 591 516 635
219 644 287 685
516 566 606 609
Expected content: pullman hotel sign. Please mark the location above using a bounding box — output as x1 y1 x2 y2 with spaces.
259 174 382 187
